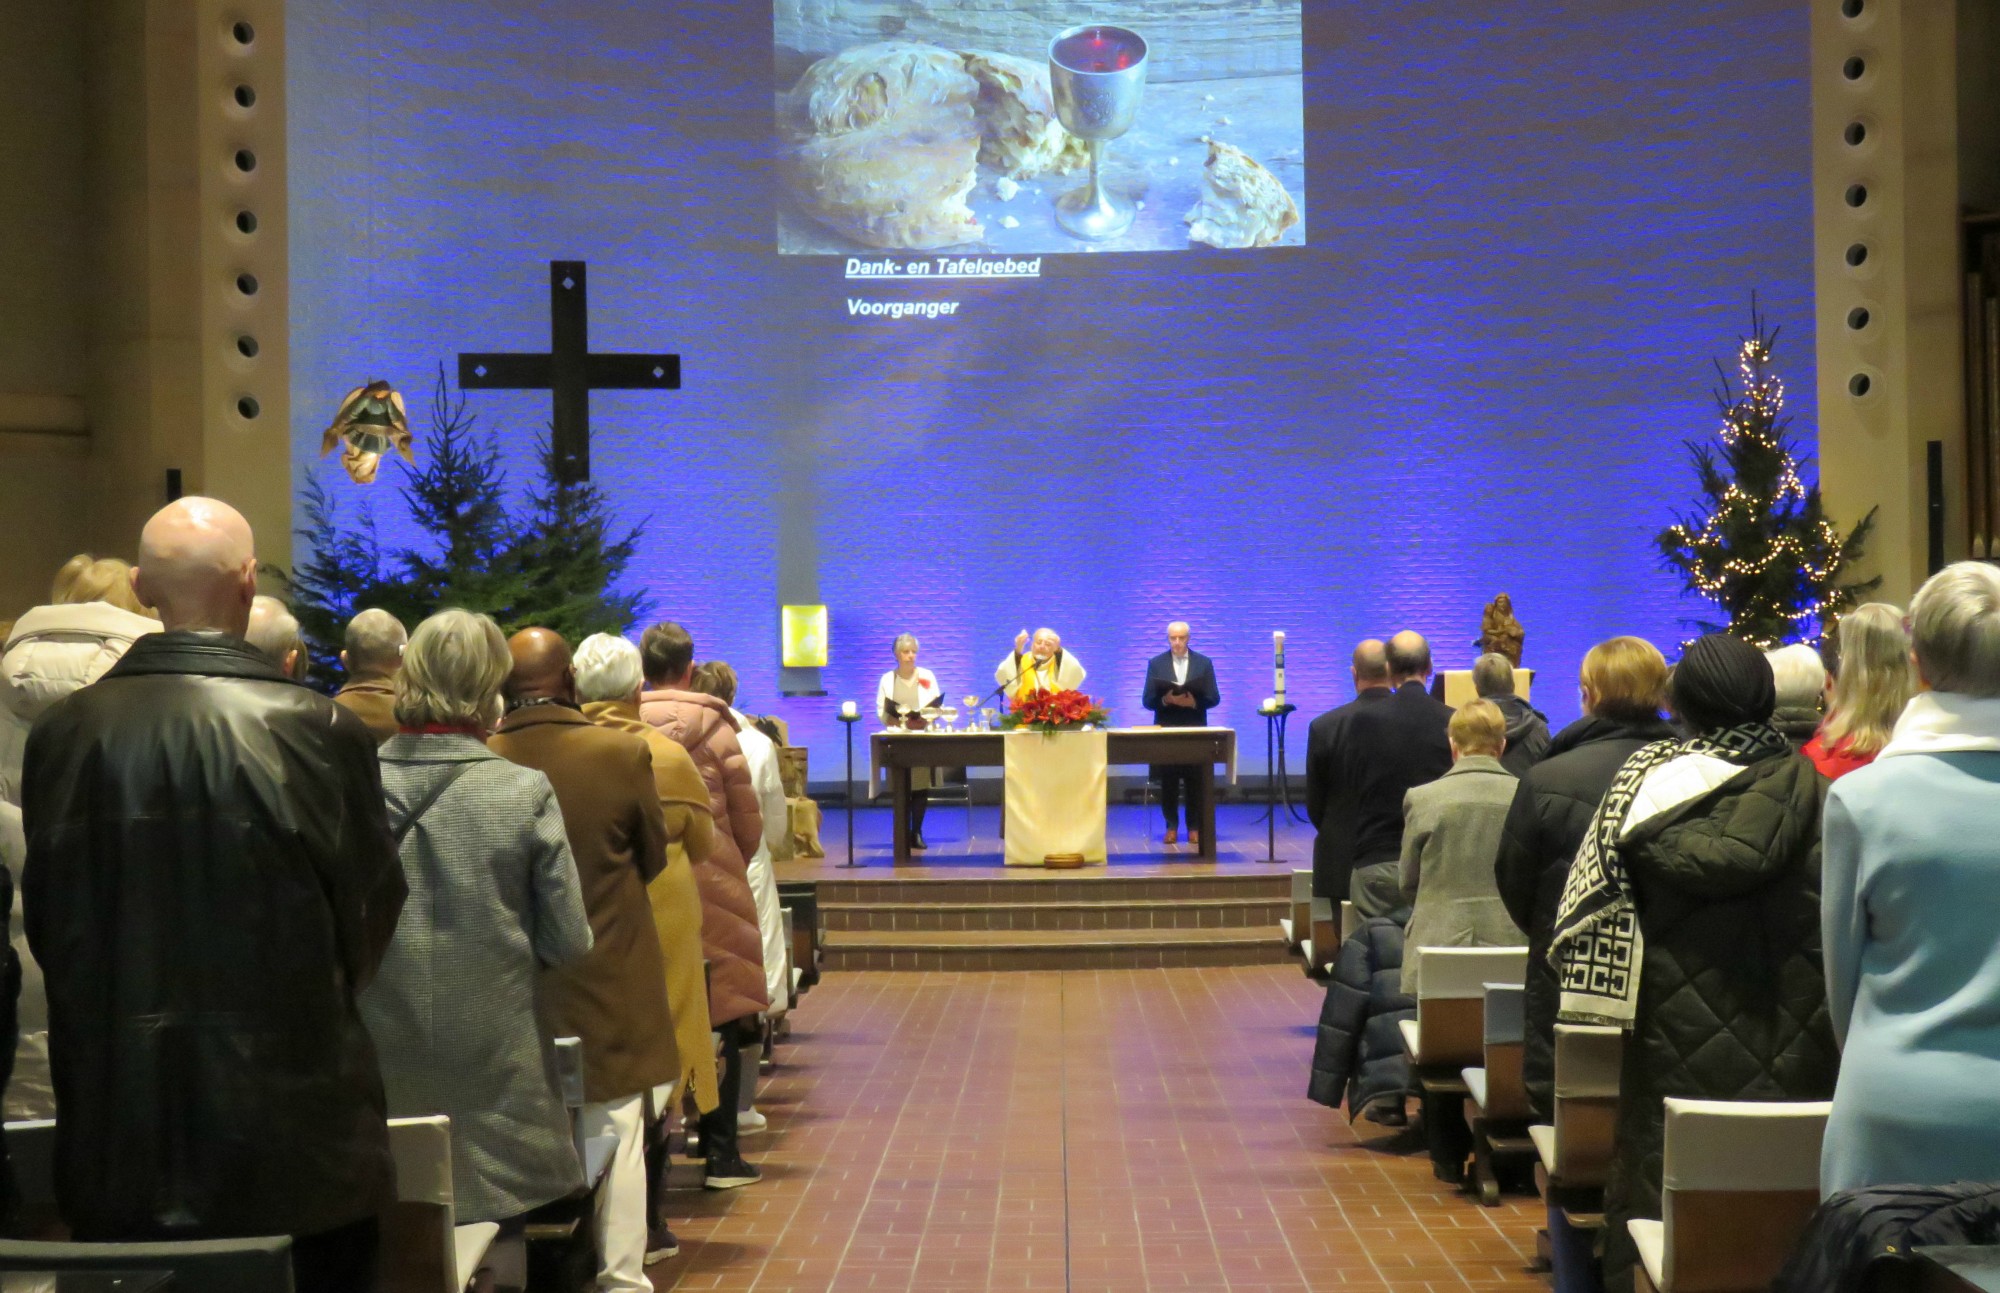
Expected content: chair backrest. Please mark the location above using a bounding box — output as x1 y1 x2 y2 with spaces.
1659 1098 1831 1293
553 1036 586 1110
5 1119 55 1212
1549 1024 1622 1186
1288 871 1312 950
1476 983 1531 1120
385 1115 457 1293
1411 947 1528 1067
1307 897 1337 974
0 1237 295 1293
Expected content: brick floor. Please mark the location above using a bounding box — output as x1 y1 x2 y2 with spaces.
651 966 1548 1292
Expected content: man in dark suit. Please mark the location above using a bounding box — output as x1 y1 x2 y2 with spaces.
1343 630 1454 916
1306 639 1393 902
1141 621 1221 846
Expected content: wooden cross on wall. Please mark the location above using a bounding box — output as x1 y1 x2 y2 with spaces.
457 261 681 483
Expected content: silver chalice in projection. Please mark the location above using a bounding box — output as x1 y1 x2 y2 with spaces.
1048 24 1149 240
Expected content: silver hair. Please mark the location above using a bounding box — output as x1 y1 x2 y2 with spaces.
1035 627 1060 645
1911 562 2000 697
893 633 919 653
1763 643 1828 709
574 633 644 703
393 609 511 728
246 595 305 679
1471 652 1514 698
343 607 408 677
1167 621 1189 634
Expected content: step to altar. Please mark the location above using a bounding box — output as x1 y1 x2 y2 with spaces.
816 867 1292 970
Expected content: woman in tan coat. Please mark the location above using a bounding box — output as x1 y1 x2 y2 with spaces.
637 621 767 1190
574 634 718 1113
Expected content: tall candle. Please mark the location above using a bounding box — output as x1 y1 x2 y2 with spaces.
840 700 857 719
1273 631 1287 705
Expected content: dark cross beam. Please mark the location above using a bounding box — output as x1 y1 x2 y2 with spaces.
457 260 680 483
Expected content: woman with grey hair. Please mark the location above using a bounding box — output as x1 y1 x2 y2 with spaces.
1823 562 2000 1195
876 633 944 849
360 608 594 1224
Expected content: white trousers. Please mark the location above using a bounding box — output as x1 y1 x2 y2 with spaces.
578 1093 648 1293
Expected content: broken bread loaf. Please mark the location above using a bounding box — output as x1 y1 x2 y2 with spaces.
960 50 1089 180
1184 139 1300 249
777 41 984 250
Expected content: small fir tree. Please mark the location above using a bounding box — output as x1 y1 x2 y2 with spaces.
1657 302 1876 648
507 430 651 642
284 367 649 687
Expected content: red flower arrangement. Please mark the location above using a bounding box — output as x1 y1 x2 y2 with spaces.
1002 688 1110 733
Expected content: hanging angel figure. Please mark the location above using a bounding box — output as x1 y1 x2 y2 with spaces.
320 379 414 484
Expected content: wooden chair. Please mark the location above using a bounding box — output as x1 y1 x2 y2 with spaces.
1281 869 1312 952
384 1115 501 1293
0 1237 294 1291
523 1037 617 1293
1627 1098 1831 1293
1460 982 1534 1205
1396 946 1528 1182
4 1118 59 1236
777 880 820 994
1529 1024 1624 1279
1305 898 1339 979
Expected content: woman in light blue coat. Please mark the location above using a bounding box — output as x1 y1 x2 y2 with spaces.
1822 563 2000 1196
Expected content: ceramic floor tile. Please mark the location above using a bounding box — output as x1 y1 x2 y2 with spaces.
648 964 1547 1291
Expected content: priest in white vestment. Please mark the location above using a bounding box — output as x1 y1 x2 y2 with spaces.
995 628 1087 701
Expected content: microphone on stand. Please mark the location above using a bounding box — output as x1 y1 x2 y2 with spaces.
984 651 1046 708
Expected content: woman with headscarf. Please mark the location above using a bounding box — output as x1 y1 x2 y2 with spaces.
1550 633 1839 1293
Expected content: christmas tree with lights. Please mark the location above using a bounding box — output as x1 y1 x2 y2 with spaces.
1657 303 1876 647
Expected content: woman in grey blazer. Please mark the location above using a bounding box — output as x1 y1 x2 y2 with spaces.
358 609 594 1224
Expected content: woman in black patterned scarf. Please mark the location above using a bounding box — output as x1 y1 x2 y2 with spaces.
1551 633 1839 1293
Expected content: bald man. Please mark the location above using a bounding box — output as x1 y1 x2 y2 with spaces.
245 594 308 681
1341 630 1453 917
20 497 403 1291
336 608 408 743
487 628 676 1292
1141 621 1221 845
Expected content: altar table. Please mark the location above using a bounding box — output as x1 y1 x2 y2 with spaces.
869 727 1238 864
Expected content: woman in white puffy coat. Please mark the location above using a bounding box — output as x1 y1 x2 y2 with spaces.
0 554 159 1120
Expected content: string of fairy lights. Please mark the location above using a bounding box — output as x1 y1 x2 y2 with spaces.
1660 335 1854 643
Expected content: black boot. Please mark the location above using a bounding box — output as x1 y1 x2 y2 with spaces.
701 1024 761 1190
909 790 930 850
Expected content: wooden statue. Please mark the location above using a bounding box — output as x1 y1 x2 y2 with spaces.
1478 593 1525 666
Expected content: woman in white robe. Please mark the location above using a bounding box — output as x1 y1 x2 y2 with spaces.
878 634 944 849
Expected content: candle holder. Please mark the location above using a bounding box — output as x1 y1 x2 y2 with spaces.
837 707 862 868
1257 699 1302 863
1048 25 1149 240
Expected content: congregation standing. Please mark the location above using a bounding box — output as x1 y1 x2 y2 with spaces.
1302 570 2000 1291
8 494 2000 1293
0 497 800 1292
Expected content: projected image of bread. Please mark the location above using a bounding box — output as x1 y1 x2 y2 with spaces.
777 42 986 250
1184 138 1299 249
960 50 1089 179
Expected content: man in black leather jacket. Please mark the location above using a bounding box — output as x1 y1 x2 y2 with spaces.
20 498 405 1293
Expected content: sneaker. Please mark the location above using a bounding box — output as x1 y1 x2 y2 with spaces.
704 1155 762 1190
645 1224 679 1263
738 1108 768 1134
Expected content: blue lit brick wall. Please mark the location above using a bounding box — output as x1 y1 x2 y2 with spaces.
289 0 1814 771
